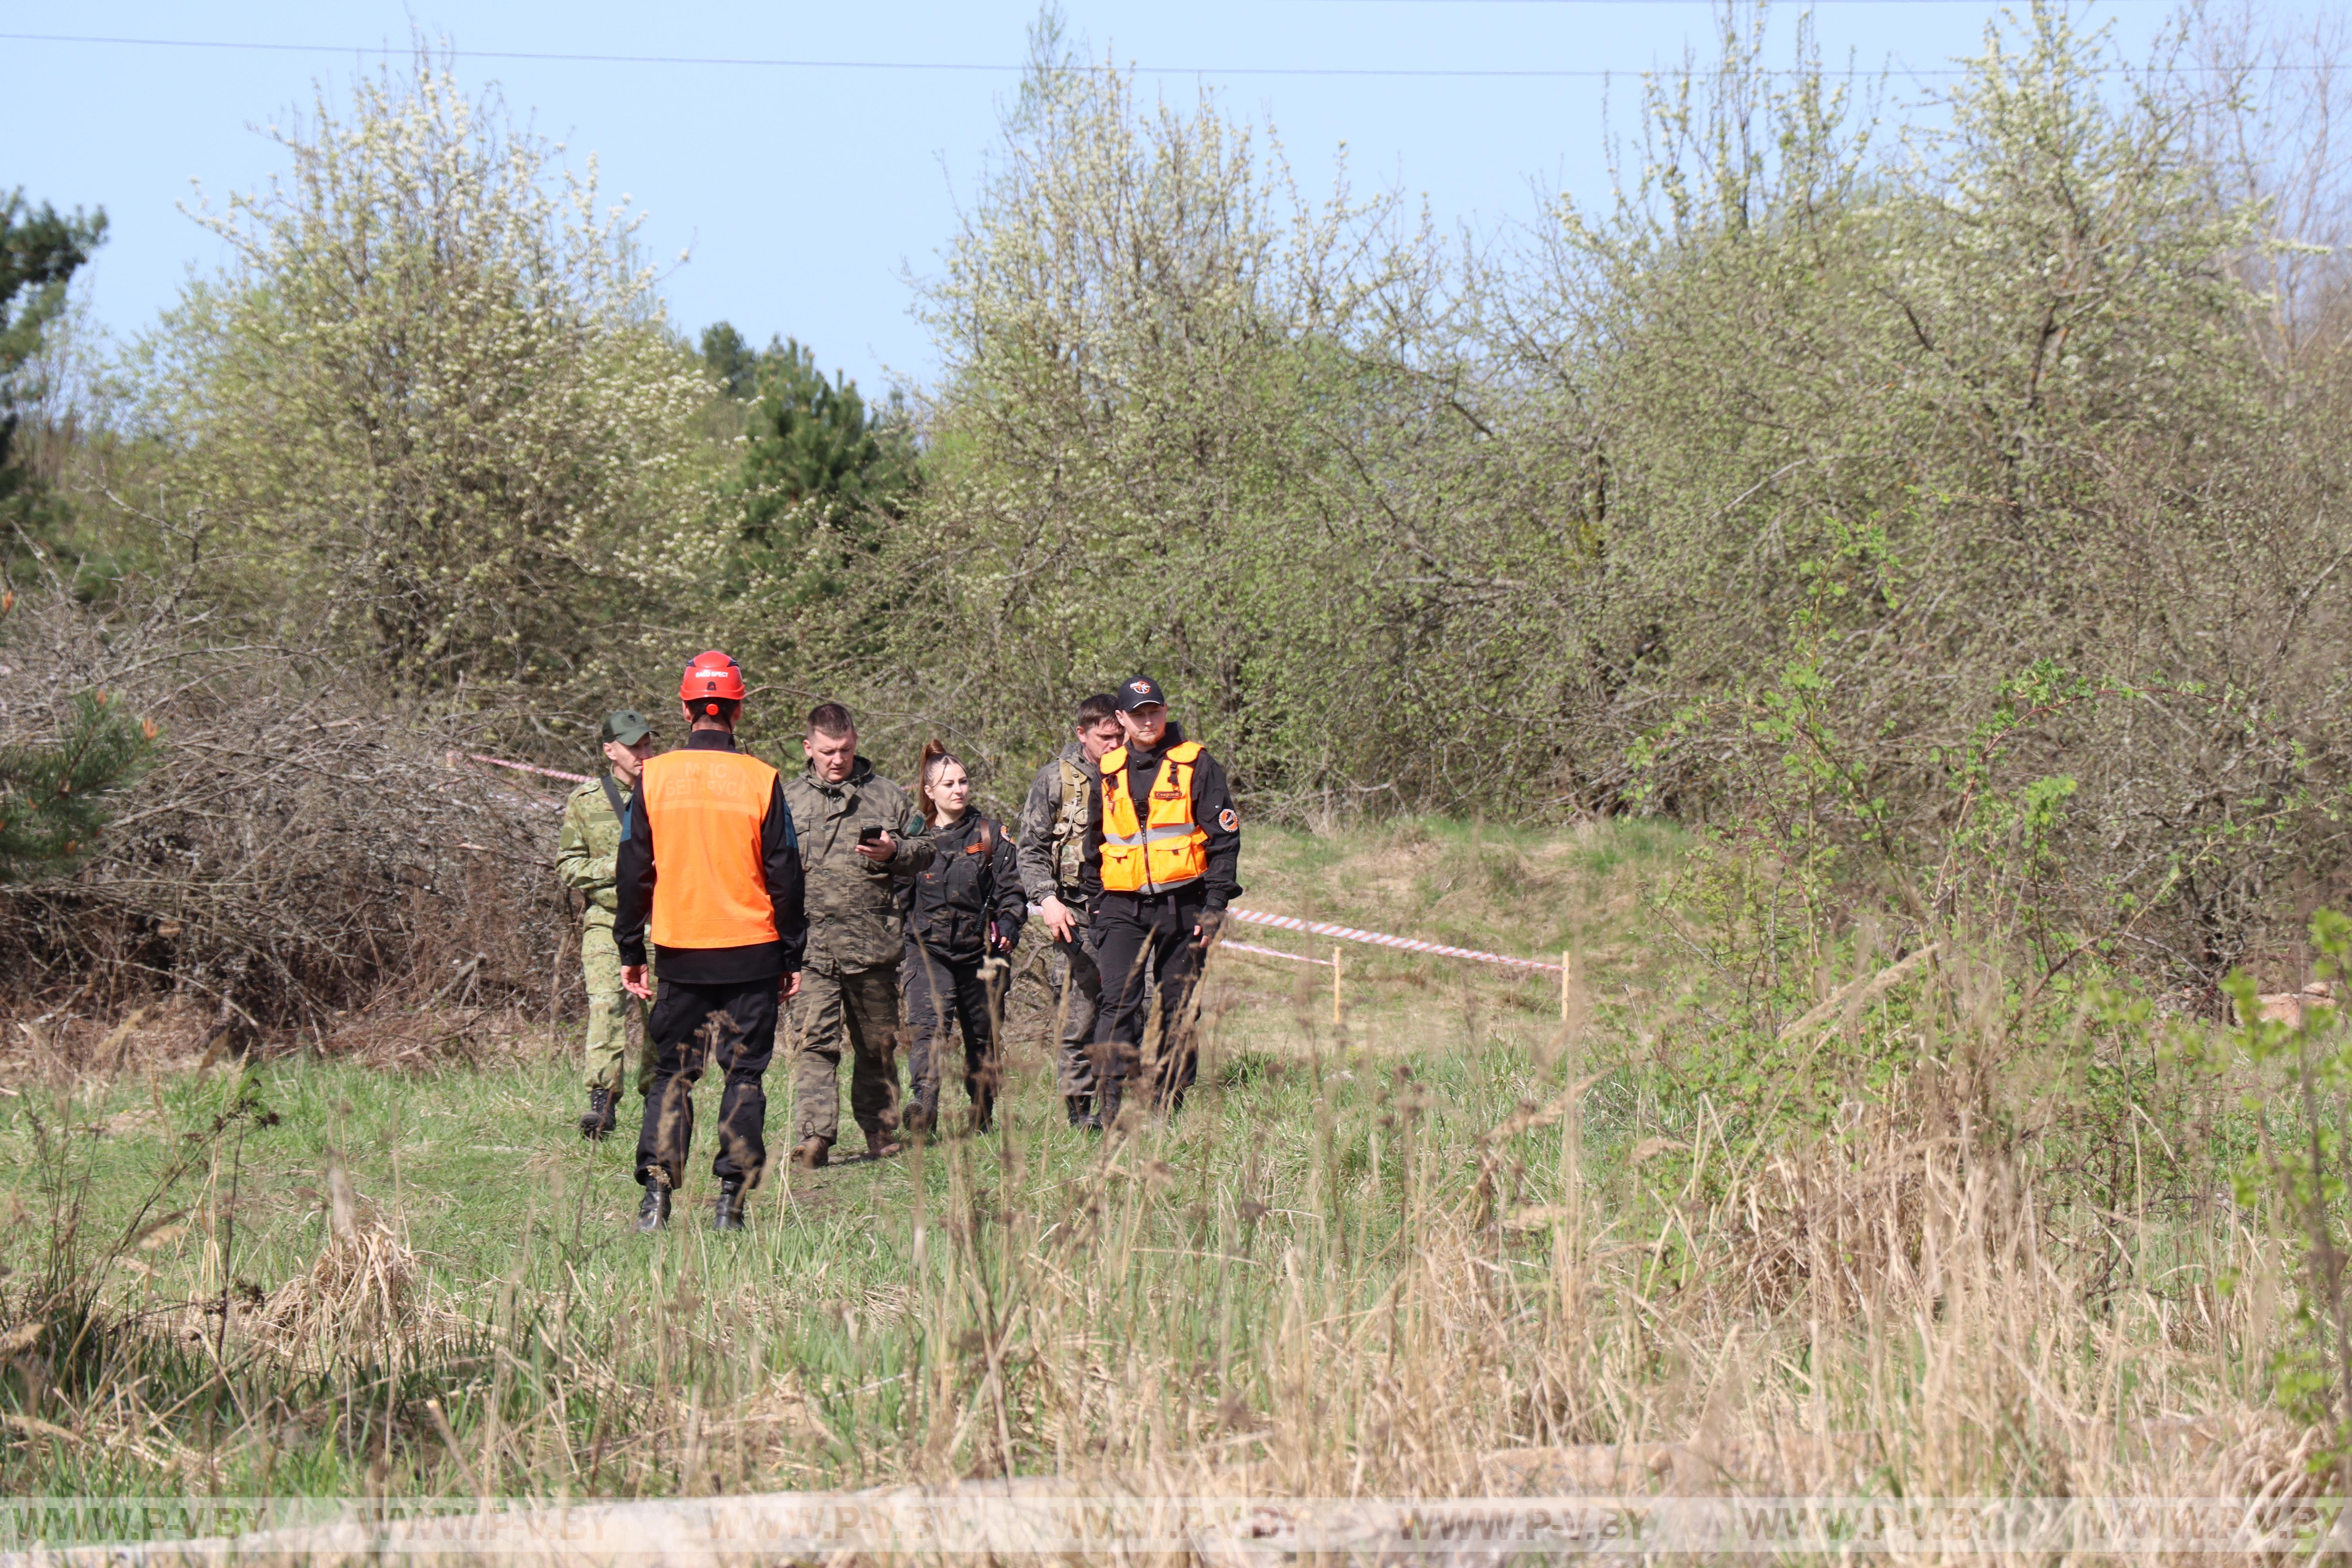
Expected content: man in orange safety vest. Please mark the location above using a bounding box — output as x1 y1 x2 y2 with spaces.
615 651 808 1233
1076 675 1243 1127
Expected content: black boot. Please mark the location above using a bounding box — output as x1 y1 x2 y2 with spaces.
1065 1096 1091 1128
635 1180 671 1233
579 1087 617 1140
712 1179 746 1232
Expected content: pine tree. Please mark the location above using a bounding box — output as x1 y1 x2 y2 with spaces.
740 338 916 535
731 336 916 605
0 191 107 577
0 624 154 882
700 321 760 401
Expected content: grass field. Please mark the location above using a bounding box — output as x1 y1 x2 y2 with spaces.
0 818 2324 1532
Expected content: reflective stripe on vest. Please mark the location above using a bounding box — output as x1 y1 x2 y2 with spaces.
641 748 782 949
1099 740 1208 895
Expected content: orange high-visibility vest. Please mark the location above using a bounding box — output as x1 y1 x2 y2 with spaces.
1099 741 1207 894
640 748 782 949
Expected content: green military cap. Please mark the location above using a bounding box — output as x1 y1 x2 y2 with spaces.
600 709 654 746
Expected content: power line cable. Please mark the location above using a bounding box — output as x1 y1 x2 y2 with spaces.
0 28 2120 79
0 28 2314 79
0 29 1815 76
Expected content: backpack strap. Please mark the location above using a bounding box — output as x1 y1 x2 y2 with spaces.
599 776 631 840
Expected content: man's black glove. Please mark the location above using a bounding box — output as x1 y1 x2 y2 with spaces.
990 918 1018 953
1195 908 1226 946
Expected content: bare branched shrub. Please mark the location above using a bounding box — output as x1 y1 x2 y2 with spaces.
0 580 566 1032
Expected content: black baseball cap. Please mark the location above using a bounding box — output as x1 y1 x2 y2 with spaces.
601 709 654 746
1114 676 1167 712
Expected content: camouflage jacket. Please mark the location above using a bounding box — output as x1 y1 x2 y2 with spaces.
781 756 935 971
555 774 635 926
1016 739 1094 910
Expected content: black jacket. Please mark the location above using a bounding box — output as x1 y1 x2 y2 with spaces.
898 811 1026 964
615 729 809 983
1076 720 1243 909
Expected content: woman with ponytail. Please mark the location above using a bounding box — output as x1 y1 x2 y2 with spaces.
897 740 1026 1133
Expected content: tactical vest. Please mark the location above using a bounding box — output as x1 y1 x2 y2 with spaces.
640 748 782 950
1051 755 1090 891
1098 741 1207 895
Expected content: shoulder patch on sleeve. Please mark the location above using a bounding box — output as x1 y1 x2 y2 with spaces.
1218 807 1239 833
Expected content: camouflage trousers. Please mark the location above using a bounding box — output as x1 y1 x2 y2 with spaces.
579 921 652 1094
787 961 903 1147
1048 935 1102 1100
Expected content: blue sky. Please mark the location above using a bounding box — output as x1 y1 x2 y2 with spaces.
7 0 2184 397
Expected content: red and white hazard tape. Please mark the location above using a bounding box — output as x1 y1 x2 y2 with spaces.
1219 940 1334 967
1223 907 1564 975
458 753 1559 977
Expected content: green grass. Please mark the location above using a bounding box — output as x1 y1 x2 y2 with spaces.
0 1026 1566 1497
0 821 1623 1501
0 817 2307 1521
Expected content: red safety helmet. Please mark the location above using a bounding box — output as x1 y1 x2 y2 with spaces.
680 650 748 710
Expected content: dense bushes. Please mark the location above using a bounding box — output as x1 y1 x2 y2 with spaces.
813 3 2352 983
1546 8 2352 978
14 4 2352 1011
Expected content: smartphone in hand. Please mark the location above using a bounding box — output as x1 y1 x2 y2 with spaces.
858 825 886 844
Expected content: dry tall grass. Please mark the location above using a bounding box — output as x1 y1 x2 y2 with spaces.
2 950 2308 1519
0 816 2328 1567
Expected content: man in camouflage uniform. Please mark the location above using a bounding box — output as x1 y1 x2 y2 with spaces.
781 702 934 1165
1016 693 1123 1127
556 709 659 1138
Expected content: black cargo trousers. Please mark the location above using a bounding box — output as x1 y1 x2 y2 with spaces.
1090 889 1210 1123
902 944 1006 1133
634 976 780 1192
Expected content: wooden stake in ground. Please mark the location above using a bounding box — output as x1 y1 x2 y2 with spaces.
1332 948 1343 1027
